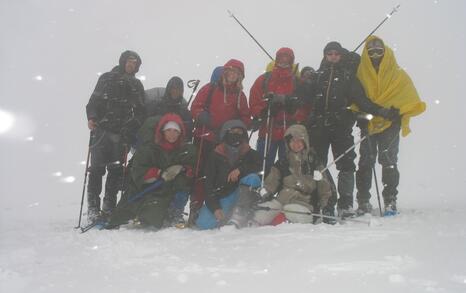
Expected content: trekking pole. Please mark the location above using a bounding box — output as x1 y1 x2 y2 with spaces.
119 144 129 198
314 135 368 180
74 131 93 229
365 135 383 216
187 79 201 107
194 126 206 178
353 4 401 52
80 179 165 233
260 102 273 188
254 206 373 225
227 10 274 61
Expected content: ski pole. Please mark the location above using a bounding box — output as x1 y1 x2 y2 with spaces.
365 135 383 216
80 179 165 233
314 135 368 180
74 131 93 229
227 10 274 61
127 179 164 203
187 79 200 107
353 4 401 52
254 206 373 225
119 144 129 200
194 126 207 179
261 102 273 188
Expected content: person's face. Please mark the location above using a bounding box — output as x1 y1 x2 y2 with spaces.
276 54 292 68
367 40 385 60
229 127 244 136
169 87 183 99
163 128 181 143
125 57 138 74
301 70 315 82
325 50 342 64
289 137 305 153
224 67 241 84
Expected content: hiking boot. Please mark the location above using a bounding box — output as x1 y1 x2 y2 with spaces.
102 194 117 214
322 207 337 225
384 200 397 216
356 201 373 216
338 206 356 219
87 207 101 223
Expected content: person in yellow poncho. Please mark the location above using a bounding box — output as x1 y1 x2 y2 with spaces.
355 36 426 216
308 41 397 220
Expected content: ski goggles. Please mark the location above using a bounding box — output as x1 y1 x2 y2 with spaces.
367 47 384 58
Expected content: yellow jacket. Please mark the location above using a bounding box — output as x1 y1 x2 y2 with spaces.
357 36 426 136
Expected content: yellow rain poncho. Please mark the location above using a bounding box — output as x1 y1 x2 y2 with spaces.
356 36 426 137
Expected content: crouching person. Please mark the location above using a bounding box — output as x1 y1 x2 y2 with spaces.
195 120 262 230
253 124 332 225
106 113 196 229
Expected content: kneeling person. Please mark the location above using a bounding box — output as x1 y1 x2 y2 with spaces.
196 120 262 230
254 124 332 225
107 113 196 229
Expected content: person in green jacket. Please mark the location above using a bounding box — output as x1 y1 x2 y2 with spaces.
107 113 197 229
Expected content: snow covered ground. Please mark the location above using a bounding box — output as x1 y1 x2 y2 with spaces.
1 0 466 292
2 201 466 293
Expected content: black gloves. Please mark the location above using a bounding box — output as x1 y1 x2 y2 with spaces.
250 116 263 132
377 107 400 121
196 111 211 127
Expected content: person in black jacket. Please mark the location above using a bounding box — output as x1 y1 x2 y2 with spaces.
308 42 397 218
195 120 262 230
149 76 193 142
85 50 146 222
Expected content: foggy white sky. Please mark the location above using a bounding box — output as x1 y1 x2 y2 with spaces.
0 0 465 211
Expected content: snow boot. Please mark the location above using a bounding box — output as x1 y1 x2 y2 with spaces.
338 206 356 219
228 184 260 228
356 200 373 216
384 199 398 216
322 206 337 225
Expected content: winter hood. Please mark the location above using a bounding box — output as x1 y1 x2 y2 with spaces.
154 113 186 146
265 47 299 77
356 35 426 136
218 119 247 142
224 59 245 78
284 124 310 155
163 76 185 104
118 50 142 73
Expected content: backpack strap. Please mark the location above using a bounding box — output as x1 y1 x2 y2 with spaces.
261 72 272 95
204 81 217 112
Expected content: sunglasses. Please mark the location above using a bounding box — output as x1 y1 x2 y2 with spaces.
367 48 384 58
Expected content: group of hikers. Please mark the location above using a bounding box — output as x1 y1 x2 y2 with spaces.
84 36 425 230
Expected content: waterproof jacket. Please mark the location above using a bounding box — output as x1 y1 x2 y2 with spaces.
86 65 145 134
264 125 331 208
130 113 196 193
249 65 309 141
191 60 251 143
356 35 426 136
204 143 262 212
310 56 383 129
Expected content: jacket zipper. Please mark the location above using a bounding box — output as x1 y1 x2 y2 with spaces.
324 65 334 113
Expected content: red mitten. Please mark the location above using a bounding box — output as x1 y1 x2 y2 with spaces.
143 167 161 184
184 165 194 178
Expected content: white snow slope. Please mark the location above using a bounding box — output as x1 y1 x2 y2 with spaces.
1 0 466 292
2 204 466 293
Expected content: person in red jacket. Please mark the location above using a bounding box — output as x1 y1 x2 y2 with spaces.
249 47 307 176
189 59 251 225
